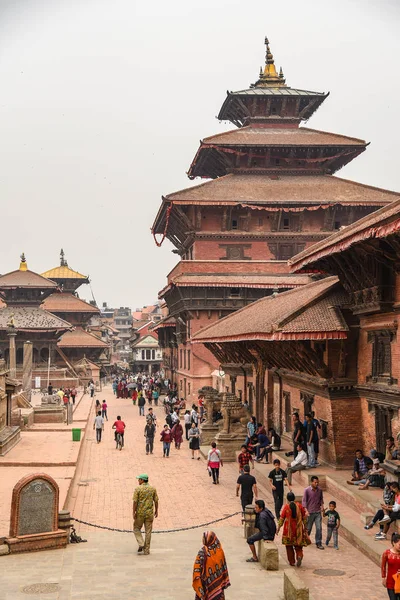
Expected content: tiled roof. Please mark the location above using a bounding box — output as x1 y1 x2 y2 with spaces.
58 328 108 348
164 173 398 206
42 293 99 313
227 87 326 97
290 197 400 271
41 265 88 280
0 270 58 289
192 276 348 343
0 307 72 331
168 273 312 289
202 127 366 147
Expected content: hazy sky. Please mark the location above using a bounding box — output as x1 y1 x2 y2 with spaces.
0 0 399 309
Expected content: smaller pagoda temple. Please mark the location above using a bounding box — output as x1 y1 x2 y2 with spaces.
42 250 110 380
0 254 73 391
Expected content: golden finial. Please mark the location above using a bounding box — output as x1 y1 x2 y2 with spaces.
253 36 286 87
19 253 27 271
60 248 67 267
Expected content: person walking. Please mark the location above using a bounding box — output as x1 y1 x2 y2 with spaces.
302 475 325 550
171 420 183 449
138 392 146 416
193 531 230 600
277 491 309 567
144 420 155 455
268 458 291 519
236 464 258 513
184 410 191 440
89 381 95 398
207 442 223 484
70 387 77 405
382 533 400 599
93 410 104 443
101 400 108 421
189 422 201 460
152 388 159 407
133 474 159 556
160 424 172 457
132 389 138 406
246 500 276 563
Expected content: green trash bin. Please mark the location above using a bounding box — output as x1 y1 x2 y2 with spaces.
72 428 81 442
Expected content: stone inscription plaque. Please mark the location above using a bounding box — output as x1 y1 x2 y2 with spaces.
17 479 55 536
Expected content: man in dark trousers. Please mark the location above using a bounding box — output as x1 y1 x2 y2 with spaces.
138 393 146 416
292 412 304 458
246 499 276 563
236 464 258 513
268 458 291 518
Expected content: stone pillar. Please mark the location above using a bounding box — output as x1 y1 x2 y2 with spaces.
7 331 17 379
22 341 33 402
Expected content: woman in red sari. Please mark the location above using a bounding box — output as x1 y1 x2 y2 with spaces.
193 531 230 600
117 382 123 398
277 491 308 567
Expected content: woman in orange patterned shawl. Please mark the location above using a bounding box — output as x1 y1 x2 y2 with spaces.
193 531 230 600
277 492 309 567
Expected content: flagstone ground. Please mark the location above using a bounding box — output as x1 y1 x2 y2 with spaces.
0 386 389 598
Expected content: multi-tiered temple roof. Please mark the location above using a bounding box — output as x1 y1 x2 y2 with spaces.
152 37 391 258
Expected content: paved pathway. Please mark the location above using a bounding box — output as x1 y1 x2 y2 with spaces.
1 386 389 598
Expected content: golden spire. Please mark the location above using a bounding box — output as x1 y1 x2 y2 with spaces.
19 253 27 271
254 36 286 87
60 248 67 267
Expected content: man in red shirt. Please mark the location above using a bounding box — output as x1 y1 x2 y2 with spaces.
112 415 126 447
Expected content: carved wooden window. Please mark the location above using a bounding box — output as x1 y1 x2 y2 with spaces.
300 392 314 416
229 288 241 298
220 244 251 260
141 350 145 360
146 349 151 360
368 330 395 381
179 349 183 369
231 219 238 230
187 350 190 371
184 350 187 370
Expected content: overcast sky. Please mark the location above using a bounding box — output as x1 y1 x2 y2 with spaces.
0 0 399 309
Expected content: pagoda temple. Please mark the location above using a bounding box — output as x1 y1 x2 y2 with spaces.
42 250 110 378
0 254 73 387
152 36 395 405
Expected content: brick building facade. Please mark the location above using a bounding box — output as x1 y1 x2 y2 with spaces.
152 36 393 408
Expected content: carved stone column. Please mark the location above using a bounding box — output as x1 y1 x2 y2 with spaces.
7 330 17 380
22 341 33 402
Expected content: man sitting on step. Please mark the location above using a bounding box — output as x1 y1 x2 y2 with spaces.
286 443 308 485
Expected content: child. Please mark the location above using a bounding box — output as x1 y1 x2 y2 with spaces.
324 501 340 549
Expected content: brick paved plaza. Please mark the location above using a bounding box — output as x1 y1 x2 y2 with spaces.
0 387 389 599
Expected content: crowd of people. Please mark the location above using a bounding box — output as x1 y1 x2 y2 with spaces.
91 372 400 598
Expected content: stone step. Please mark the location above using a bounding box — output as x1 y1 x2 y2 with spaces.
251 458 385 567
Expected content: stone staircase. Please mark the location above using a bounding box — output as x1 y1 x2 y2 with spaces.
249 449 392 567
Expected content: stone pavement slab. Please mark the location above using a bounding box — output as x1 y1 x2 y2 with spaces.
1 527 284 600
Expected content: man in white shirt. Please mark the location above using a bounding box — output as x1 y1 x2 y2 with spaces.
286 443 308 484
171 410 179 425
93 411 104 443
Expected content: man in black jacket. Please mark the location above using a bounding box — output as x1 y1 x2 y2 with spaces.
246 499 276 562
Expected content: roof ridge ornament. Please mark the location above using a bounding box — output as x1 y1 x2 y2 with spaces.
60 248 68 267
252 35 286 88
19 253 27 271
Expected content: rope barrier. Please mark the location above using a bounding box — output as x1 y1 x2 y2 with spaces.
72 510 242 534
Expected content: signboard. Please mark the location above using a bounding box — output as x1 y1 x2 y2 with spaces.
35 377 41 389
